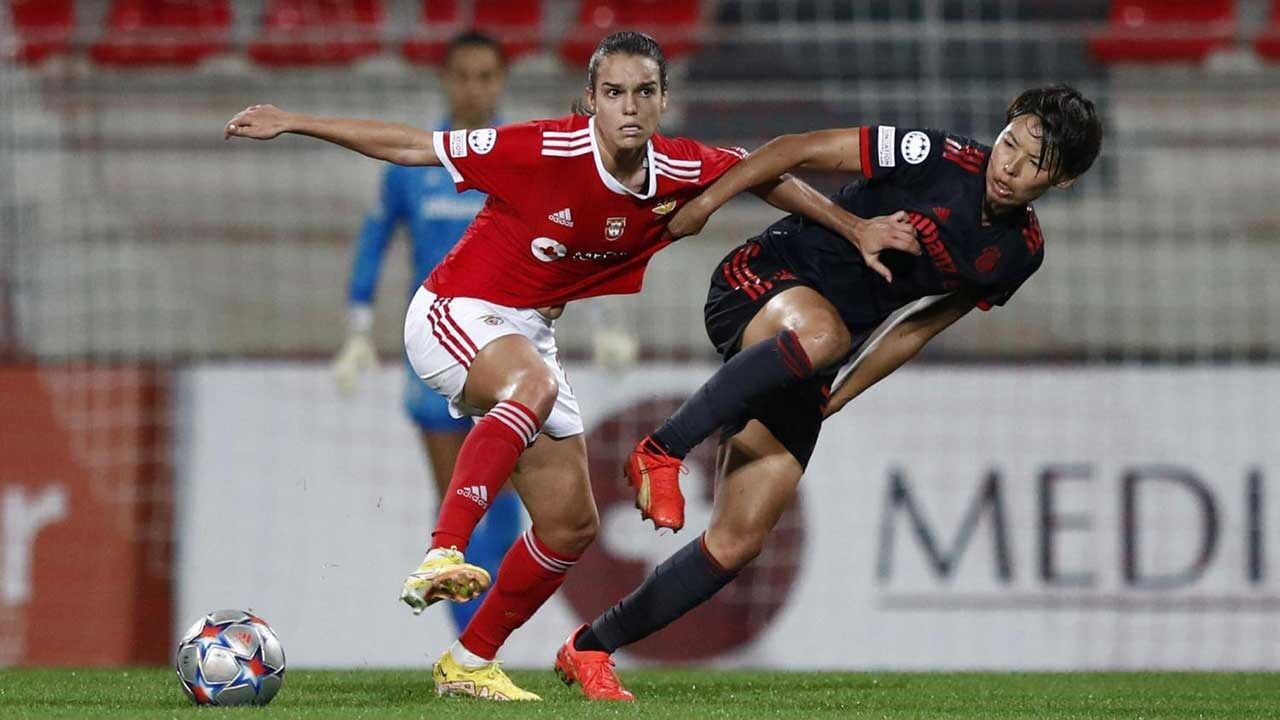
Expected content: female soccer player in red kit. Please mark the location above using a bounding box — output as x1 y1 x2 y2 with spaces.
225 32 917 700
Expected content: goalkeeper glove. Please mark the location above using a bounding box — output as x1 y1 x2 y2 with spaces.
591 328 639 375
332 306 377 396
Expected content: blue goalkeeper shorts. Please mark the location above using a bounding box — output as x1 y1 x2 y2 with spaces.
403 359 472 432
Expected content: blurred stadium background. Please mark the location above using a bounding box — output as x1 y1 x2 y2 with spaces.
3 0 1280 673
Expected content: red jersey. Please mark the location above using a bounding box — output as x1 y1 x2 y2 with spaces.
424 114 745 307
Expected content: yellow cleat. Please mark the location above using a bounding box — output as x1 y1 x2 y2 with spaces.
399 547 491 615
432 650 541 701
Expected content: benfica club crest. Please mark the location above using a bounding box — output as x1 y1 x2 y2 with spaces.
605 216 626 241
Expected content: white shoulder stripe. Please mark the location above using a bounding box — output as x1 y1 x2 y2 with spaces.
652 152 701 168
656 169 701 182
543 128 592 139
654 161 701 179
654 158 700 171
541 147 593 158
542 136 592 149
656 169 699 183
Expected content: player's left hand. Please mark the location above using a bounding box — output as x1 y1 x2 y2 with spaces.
847 210 921 283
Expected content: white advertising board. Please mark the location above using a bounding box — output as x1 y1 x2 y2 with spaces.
175 363 1280 669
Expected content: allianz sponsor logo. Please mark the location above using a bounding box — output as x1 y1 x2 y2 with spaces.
421 196 483 220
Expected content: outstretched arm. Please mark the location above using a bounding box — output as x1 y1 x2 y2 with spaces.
666 129 919 282
225 104 440 167
737 174 920 282
748 173 856 240
669 129 864 234
823 289 978 418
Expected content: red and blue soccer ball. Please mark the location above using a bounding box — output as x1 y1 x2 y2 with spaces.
175 609 286 706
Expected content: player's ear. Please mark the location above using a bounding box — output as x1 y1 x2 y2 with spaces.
585 87 596 114
660 90 668 113
1054 175 1077 190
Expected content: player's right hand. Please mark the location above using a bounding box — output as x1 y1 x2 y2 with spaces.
225 104 290 141
332 333 377 397
851 211 922 283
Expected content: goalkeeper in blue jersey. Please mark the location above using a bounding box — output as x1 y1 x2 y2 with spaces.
330 32 522 633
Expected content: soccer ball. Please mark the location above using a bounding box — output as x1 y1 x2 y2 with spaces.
174 609 286 706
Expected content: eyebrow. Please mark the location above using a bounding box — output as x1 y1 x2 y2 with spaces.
1006 131 1042 163
602 81 658 90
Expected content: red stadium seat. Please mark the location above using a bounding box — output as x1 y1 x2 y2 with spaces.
248 0 385 67
11 0 74 64
402 0 542 66
558 0 703 68
1254 1 1280 60
1088 0 1235 64
91 0 232 68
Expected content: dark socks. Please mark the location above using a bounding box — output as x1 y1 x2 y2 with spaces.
651 330 812 457
574 535 738 654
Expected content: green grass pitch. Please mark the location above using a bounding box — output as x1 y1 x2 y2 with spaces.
1 668 1277 719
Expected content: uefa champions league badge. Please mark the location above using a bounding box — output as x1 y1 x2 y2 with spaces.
468 129 497 155
901 131 931 164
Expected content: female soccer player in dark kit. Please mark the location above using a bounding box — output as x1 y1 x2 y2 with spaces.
556 85 1103 700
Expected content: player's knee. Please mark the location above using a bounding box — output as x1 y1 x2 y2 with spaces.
705 526 768 571
537 510 598 556
565 513 599 555
795 319 851 370
510 367 559 424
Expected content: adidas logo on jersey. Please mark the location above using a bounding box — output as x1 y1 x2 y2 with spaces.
457 485 489 508
548 208 574 227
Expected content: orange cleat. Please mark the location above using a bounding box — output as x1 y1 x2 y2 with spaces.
623 436 686 531
554 626 635 702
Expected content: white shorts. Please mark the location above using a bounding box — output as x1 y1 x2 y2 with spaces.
403 286 584 439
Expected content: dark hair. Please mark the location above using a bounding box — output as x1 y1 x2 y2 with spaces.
1006 84 1102 181
444 31 506 68
573 31 668 115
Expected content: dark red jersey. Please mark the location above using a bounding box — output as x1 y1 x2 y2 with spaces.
757 125 1045 334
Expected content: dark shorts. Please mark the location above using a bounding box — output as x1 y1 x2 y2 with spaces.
703 239 835 468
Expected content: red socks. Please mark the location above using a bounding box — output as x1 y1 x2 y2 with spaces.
431 400 539 551
459 530 579 659
430 402 577 660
